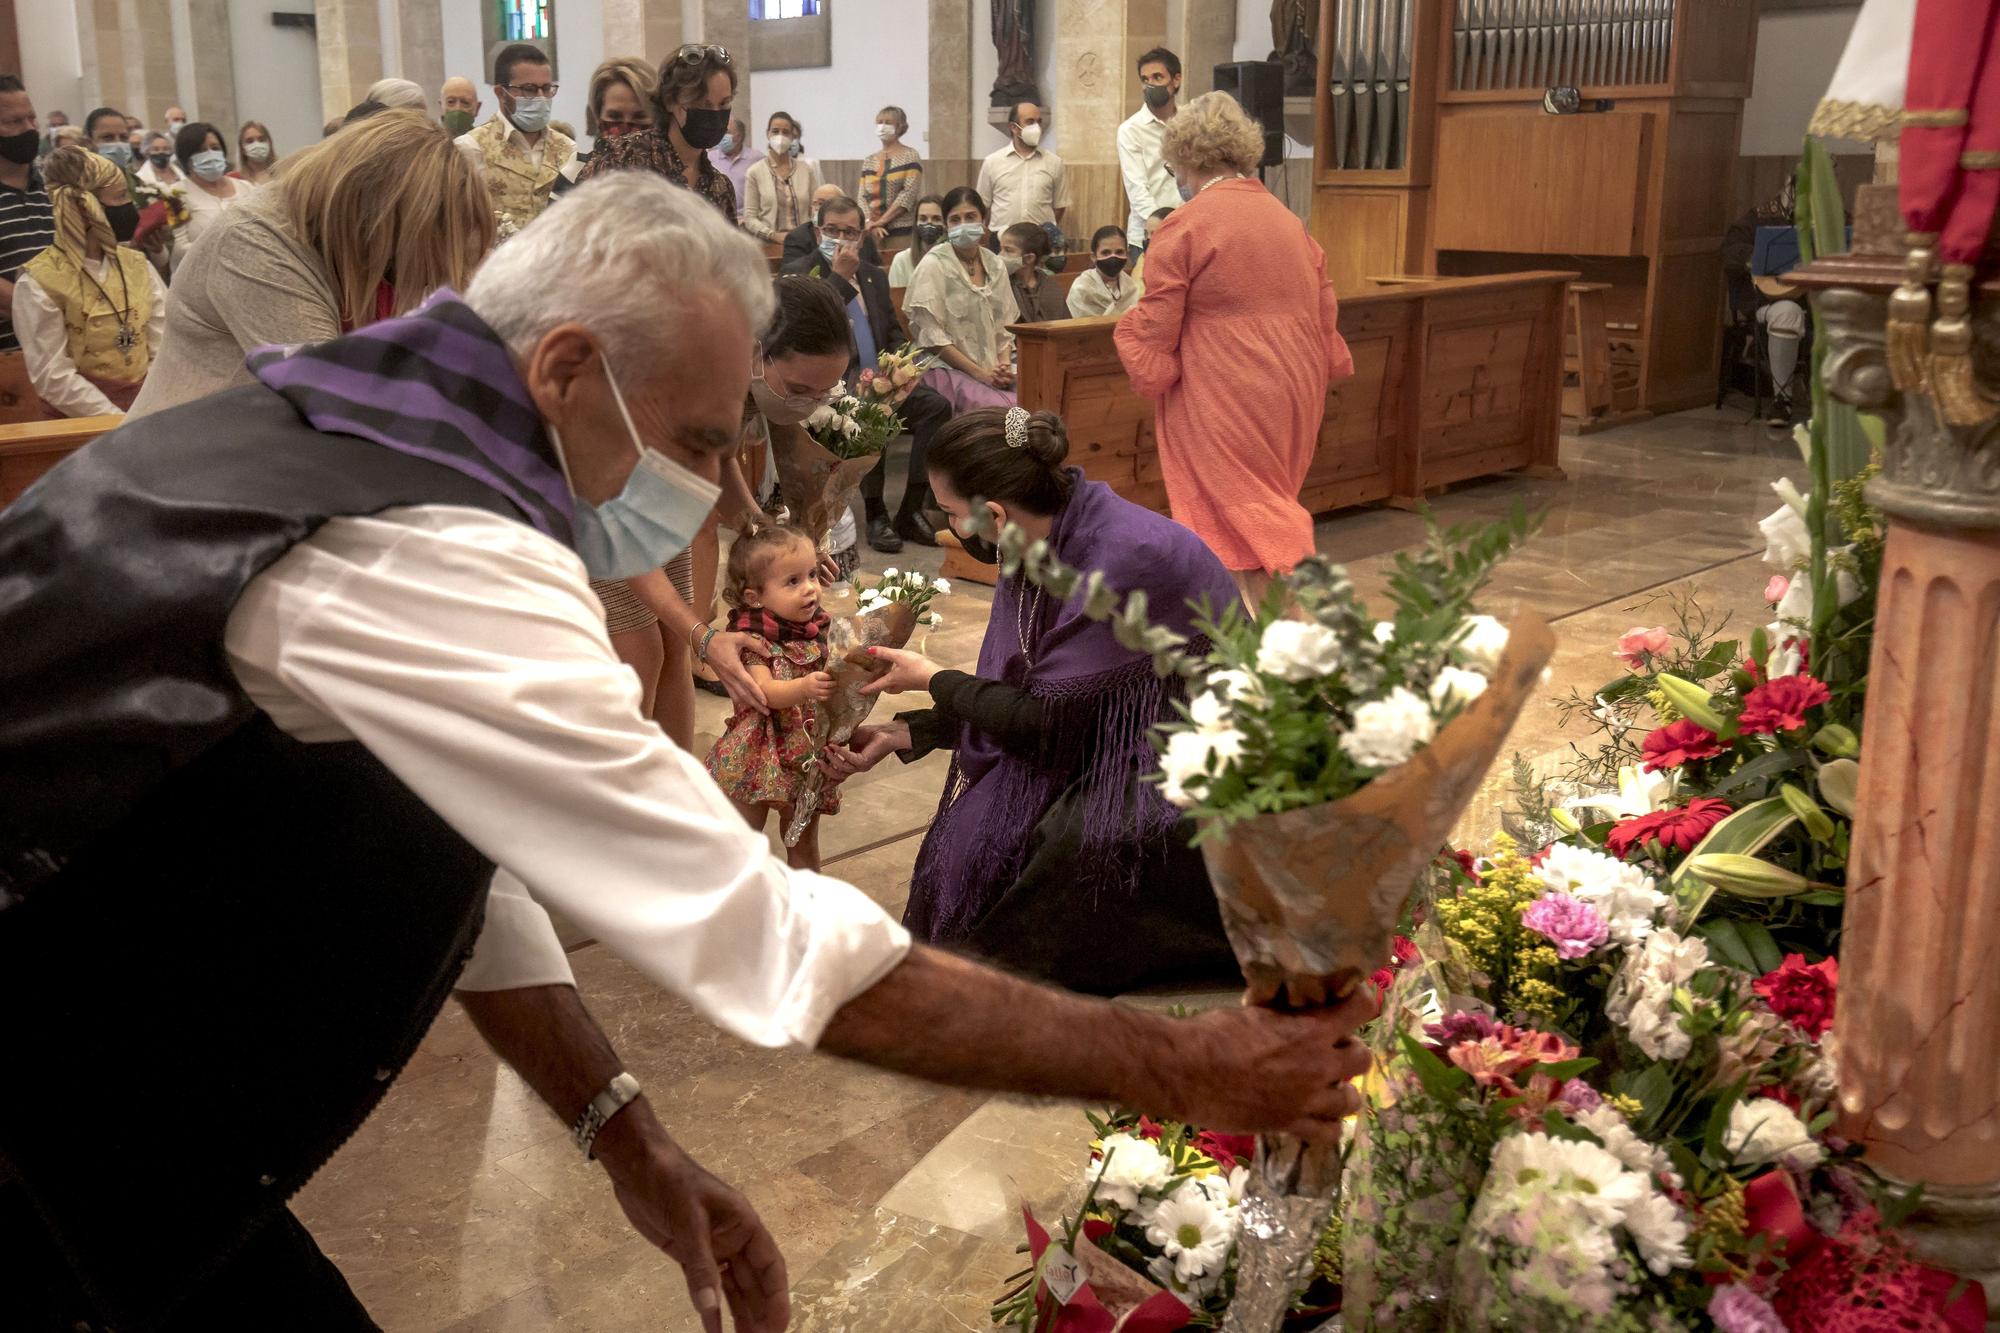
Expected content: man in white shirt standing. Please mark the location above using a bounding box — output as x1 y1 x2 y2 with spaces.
977 100 1070 238
0 173 1369 1332
1116 46 1183 252
455 41 575 227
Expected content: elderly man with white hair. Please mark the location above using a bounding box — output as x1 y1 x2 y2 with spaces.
0 175 1371 1331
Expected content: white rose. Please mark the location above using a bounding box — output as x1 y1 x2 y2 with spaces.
1092 1133 1174 1211
1723 1098 1826 1171
1456 615 1510 674
1338 687 1435 769
1256 620 1344 682
1187 690 1231 733
881 567 899 579
1428 665 1488 711
1207 668 1267 707
932 577 952 595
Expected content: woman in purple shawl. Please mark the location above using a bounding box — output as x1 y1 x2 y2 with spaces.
827 406 1242 995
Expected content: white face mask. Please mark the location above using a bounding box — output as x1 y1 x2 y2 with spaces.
1018 123 1043 149
875 123 896 142
768 133 794 153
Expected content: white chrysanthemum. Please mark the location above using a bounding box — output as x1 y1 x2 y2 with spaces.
1429 665 1488 711
1490 1131 1646 1233
1339 687 1435 769
1573 1105 1677 1186
1723 1098 1826 1171
1255 620 1344 682
1535 844 1668 946
1143 1186 1237 1282
1207 668 1268 708
1605 928 1708 1060
1373 620 1397 645
1091 1133 1174 1211
1188 690 1231 733
1622 1188 1694 1276
806 404 838 430
1456 615 1511 674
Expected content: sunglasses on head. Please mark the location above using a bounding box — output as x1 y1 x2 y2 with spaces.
674 44 732 65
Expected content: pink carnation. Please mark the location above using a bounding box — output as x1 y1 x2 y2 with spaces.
1521 891 1611 959
1764 575 1790 605
1710 1284 1786 1333
1615 625 1673 669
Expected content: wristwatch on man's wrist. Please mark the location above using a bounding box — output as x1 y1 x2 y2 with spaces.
572 1071 643 1160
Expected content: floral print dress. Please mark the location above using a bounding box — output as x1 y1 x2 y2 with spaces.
704 633 842 813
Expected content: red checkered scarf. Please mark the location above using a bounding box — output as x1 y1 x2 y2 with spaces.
726 606 829 644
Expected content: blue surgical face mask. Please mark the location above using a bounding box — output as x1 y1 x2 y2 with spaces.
96 140 132 167
191 149 229 182
1176 179 1196 202
818 234 841 262
947 222 984 249
550 363 722 580
510 96 553 134
716 133 736 155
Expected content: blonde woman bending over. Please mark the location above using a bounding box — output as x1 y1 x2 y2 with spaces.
128 110 493 420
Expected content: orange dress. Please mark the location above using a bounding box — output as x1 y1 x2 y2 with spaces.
1113 178 1354 574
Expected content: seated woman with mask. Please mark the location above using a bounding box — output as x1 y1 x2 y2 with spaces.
1067 224 1143 319
824 406 1241 996
903 186 1019 410
15 145 164 417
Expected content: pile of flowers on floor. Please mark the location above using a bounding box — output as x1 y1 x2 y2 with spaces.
993 307 1988 1329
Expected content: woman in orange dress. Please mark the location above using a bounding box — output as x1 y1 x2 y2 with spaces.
1114 91 1354 607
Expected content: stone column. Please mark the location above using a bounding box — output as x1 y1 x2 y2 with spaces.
697 0 750 112
927 0 973 162
604 0 683 62
315 0 386 126
1803 260 2000 1322
1172 1 1239 98
389 0 447 110
118 0 177 128
169 0 238 134
75 0 129 116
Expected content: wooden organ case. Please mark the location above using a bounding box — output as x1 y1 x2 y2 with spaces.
1311 0 1758 415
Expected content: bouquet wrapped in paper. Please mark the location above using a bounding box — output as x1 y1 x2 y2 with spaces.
772 383 905 559
783 601 915 846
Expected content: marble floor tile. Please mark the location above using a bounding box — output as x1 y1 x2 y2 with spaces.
285 407 1805 1330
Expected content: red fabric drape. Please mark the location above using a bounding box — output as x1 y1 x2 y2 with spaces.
1938 10 2000 264
1899 0 2000 234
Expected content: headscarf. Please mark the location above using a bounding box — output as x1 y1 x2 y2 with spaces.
42 145 123 260
904 472 1239 942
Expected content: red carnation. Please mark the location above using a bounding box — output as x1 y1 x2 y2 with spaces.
1642 718 1726 772
1737 673 1832 736
1754 954 1838 1039
1369 934 1420 994
1192 1130 1256 1169
1606 797 1733 859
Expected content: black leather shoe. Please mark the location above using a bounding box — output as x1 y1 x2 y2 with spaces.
867 513 903 554
895 511 939 547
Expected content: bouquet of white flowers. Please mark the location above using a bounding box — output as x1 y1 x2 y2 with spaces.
855 567 951 630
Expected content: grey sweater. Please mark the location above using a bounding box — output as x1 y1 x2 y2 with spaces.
126 187 341 421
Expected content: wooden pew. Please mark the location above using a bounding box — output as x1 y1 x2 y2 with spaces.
0 351 45 425
1010 270 1573 518
0 414 121 508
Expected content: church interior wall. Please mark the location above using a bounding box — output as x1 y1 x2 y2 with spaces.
230 2 323 152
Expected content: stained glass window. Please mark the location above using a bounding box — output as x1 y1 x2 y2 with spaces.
751 0 819 17
502 0 551 41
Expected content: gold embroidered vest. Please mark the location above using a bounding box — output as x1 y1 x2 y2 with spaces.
23 245 156 384
469 117 574 225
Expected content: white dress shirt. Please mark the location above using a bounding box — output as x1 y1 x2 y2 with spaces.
14 254 168 417
1116 105 1178 246
976 144 1072 230
222 504 912 1050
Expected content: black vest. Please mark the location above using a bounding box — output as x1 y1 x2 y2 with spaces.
0 385 558 1326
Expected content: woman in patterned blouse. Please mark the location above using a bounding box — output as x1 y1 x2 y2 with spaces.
578 42 737 221
860 104 923 243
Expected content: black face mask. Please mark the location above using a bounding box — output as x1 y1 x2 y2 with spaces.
954 530 1000 565
1142 83 1174 110
0 127 39 165
915 222 945 247
1095 255 1126 281
103 201 140 242
679 107 730 151
147 151 173 169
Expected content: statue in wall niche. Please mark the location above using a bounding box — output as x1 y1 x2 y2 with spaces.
991 0 1041 108
1271 0 1319 97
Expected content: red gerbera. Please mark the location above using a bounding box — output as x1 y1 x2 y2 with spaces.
1369 934 1420 993
1606 797 1733 859
1737 673 1832 735
1754 953 1839 1039
1641 718 1726 772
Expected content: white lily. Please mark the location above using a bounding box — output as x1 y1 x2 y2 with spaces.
1564 764 1673 823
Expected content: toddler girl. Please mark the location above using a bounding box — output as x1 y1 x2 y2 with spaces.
705 523 840 869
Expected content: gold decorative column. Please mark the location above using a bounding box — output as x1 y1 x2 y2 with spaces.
1800 251 2000 1322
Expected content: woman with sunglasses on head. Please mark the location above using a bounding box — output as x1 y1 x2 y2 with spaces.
578 43 738 222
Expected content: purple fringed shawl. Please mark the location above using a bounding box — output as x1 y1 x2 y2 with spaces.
905 474 1239 942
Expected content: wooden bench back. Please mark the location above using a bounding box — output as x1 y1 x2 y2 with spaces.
0 413 122 507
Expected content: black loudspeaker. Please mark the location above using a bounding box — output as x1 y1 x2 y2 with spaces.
1214 60 1286 169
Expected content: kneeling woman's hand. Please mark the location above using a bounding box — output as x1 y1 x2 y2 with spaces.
859 646 938 696
823 722 910 780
